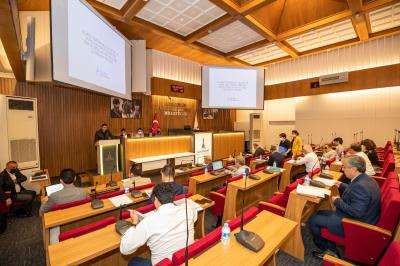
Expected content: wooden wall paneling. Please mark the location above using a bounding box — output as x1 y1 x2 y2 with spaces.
0 78 234 176
265 64 400 100
151 77 201 100
213 132 245 160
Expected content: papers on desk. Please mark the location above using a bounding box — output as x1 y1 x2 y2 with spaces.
296 184 331 198
287 159 295 163
174 198 203 212
46 184 63 196
109 194 133 207
314 177 337 187
175 169 184 174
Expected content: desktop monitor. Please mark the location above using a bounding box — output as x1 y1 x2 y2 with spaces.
212 160 223 171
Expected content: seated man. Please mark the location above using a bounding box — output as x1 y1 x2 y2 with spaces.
332 137 344 159
120 182 198 266
347 143 376 176
278 133 292 158
253 143 265 158
159 164 187 196
39 169 86 215
308 155 381 258
267 145 284 167
293 144 320 176
0 161 36 216
233 157 250 177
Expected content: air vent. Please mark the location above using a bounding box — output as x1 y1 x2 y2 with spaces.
8 99 34 111
9 139 38 164
319 72 348 85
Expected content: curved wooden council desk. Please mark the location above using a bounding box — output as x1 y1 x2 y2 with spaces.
281 170 343 261
222 171 282 223
47 194 214 266
188 172 231 196
279 162 306 192
189 211 297 266
42 183 150 266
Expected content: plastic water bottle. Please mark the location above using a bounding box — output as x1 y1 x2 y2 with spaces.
304 175 311 186
221 223 231 245
273 161 277 168
205 165 208 173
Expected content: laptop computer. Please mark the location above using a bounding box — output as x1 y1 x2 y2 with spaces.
210 160 225 175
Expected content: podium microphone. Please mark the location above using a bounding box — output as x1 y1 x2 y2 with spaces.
91 182 104 209
106 164 117 187
234 168 264 252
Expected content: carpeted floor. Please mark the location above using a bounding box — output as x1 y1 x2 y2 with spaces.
0 174 323 265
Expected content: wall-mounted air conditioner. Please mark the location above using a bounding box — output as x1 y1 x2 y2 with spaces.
0 95 40 171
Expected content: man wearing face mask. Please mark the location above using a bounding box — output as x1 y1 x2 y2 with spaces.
0 161 36 217
278 133 292 158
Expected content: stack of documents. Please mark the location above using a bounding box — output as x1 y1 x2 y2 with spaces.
296 184 331 198
314 177 337 187
109 194 134 207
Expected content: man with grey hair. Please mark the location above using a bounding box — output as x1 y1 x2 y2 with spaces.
308 155 381 259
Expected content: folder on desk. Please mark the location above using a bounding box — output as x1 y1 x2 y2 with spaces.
314 177 337 187
109 194 133 207
296 184 331 198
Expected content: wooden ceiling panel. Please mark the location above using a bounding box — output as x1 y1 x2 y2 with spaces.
17 0 49 11
250 0 286 33
277 0 350 33
115 21 242 65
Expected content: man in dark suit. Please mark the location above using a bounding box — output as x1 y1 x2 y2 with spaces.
94 123 114 143
267 145 284 167
308 155 381 259
0 161 36 216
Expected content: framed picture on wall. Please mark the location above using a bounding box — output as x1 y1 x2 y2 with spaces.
110 97 141 119
202 109 218 119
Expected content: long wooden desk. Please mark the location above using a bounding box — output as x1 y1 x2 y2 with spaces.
42 188 150 265
189 211 297 266
249 158 268 170
281 171 343 261
222 171 282 223
174 165 205 185
188 172 231 196
279 162 306 192
47 194 213 266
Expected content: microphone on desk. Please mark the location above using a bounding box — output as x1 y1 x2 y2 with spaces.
106 164 118 187
91 182 104 209
115 204 133 235
130 163 142 199
234 168 265 252
184 190 189 266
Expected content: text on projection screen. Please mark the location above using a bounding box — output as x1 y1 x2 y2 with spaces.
209 68 257 108
67 0 126 94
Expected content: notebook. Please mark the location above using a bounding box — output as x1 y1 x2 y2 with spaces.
296 184 331 198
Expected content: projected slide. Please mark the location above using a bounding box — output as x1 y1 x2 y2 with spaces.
202 66 264 109
209 68 257 108
51 0 132 99
68 0 125 94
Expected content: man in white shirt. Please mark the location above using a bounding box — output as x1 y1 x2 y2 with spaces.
333 137 344 159
120 182 198 266
233 157 250 177
294 144 321 174
347 143 376 176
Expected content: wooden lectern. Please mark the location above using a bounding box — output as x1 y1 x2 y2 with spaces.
95 139 120 175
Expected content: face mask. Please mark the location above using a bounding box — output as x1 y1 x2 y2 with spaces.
10 168 17 174
280 138 284 141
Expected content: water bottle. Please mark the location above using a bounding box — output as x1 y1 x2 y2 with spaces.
304 174 311 186
273 161 277 168
205 165 208 173
221 223 231 245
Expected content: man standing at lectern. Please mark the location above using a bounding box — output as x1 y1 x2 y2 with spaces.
94 123 114 143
